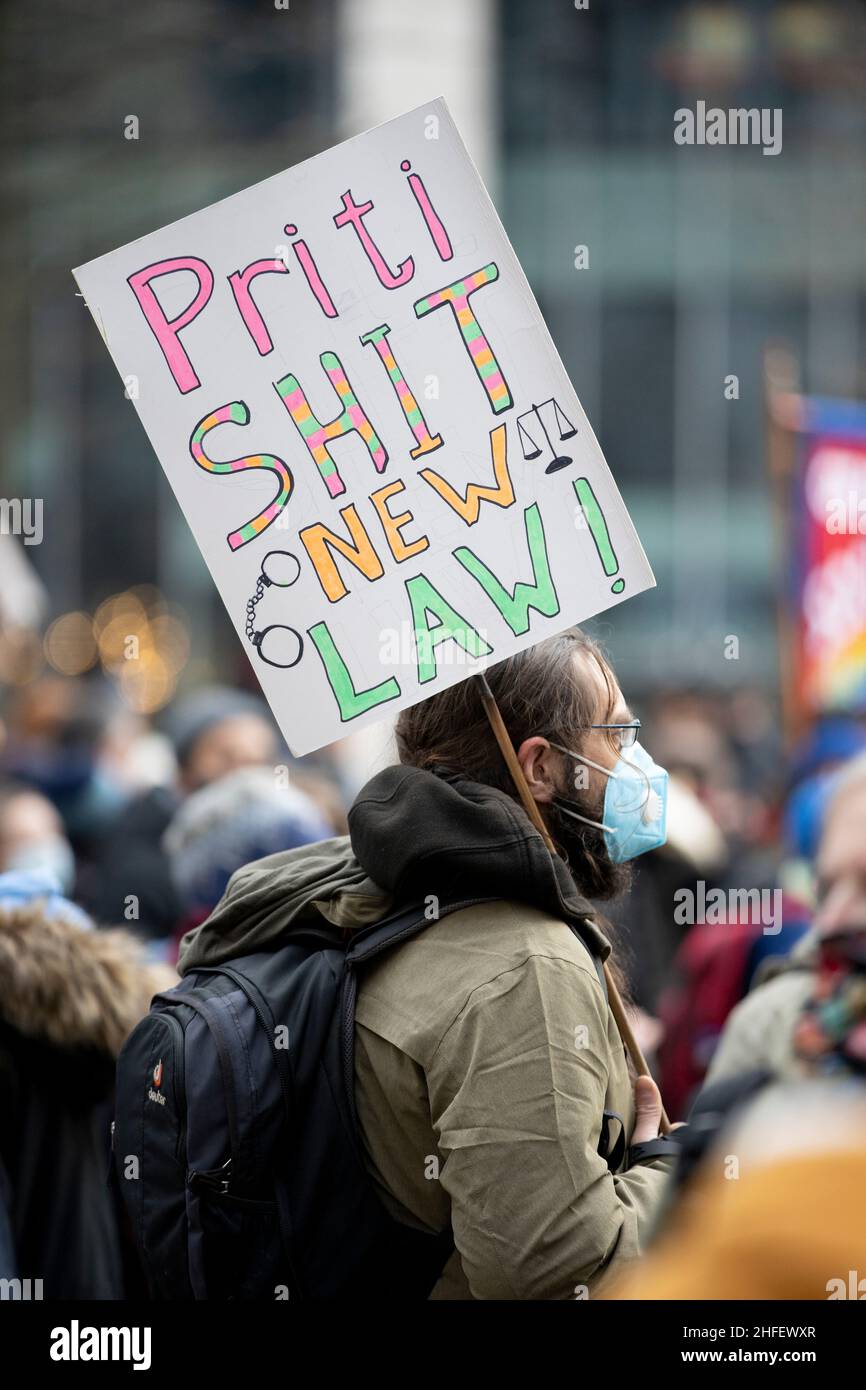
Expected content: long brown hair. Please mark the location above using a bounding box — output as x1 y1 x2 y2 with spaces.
396 628 616 782
395 627 629 902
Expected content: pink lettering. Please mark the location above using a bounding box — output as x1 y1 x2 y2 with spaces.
127 256 214 394
227 259 289 356
333 189 414 290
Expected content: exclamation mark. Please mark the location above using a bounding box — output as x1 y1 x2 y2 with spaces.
573 478 625 594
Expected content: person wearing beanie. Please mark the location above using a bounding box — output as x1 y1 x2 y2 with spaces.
164 685 278 792
164 765 335 947
84 685 280 940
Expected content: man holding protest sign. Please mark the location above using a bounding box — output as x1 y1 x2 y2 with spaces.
174 627 677 1299
78 98 678 1299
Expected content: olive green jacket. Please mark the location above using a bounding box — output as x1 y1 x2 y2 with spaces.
179 763 674 1300
355 897 673 1299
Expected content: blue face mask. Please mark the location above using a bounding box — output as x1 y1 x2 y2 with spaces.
6 837 76 895
549 739 669 864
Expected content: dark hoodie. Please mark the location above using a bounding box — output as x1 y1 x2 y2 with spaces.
179 764 609 971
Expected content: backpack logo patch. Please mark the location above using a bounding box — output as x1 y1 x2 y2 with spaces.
148 1058 166 1106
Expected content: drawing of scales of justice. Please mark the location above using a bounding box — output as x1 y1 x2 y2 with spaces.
516 397 626 596
516 398 578 473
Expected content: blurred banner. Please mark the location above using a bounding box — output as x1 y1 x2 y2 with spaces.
794 397 866 719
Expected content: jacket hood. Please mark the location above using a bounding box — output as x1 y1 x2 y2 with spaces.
0 904 173 1056
177 833 393 973
178 763 609 975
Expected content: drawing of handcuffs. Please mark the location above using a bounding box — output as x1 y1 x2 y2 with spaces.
244 550 304 669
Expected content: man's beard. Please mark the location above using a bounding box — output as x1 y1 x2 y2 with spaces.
544 775 634 902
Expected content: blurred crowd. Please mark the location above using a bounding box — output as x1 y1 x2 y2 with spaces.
0 675 349 959
1 664 865 1299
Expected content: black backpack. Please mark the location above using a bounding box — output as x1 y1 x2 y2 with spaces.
112 893 609 1300
111 896 492 1300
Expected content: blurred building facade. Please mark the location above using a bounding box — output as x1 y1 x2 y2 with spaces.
1 0 863 710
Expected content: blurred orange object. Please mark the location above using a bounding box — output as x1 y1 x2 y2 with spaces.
606 1086 866 1301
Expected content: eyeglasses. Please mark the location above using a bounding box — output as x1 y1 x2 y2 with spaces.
577 720 641 750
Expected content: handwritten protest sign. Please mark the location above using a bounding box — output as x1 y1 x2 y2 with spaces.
73 98 655 755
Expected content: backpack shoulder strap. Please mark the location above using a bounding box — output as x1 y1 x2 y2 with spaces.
590 946 609 1004
568 923 608 1004
346 895 501 967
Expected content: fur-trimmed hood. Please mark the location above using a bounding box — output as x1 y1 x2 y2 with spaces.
0 904 175 1057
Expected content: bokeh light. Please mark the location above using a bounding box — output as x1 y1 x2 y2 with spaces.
43 610 98 676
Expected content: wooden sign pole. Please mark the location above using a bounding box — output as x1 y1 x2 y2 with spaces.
474 671 672 1135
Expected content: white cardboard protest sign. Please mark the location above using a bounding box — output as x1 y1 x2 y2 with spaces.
74 98 654 755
